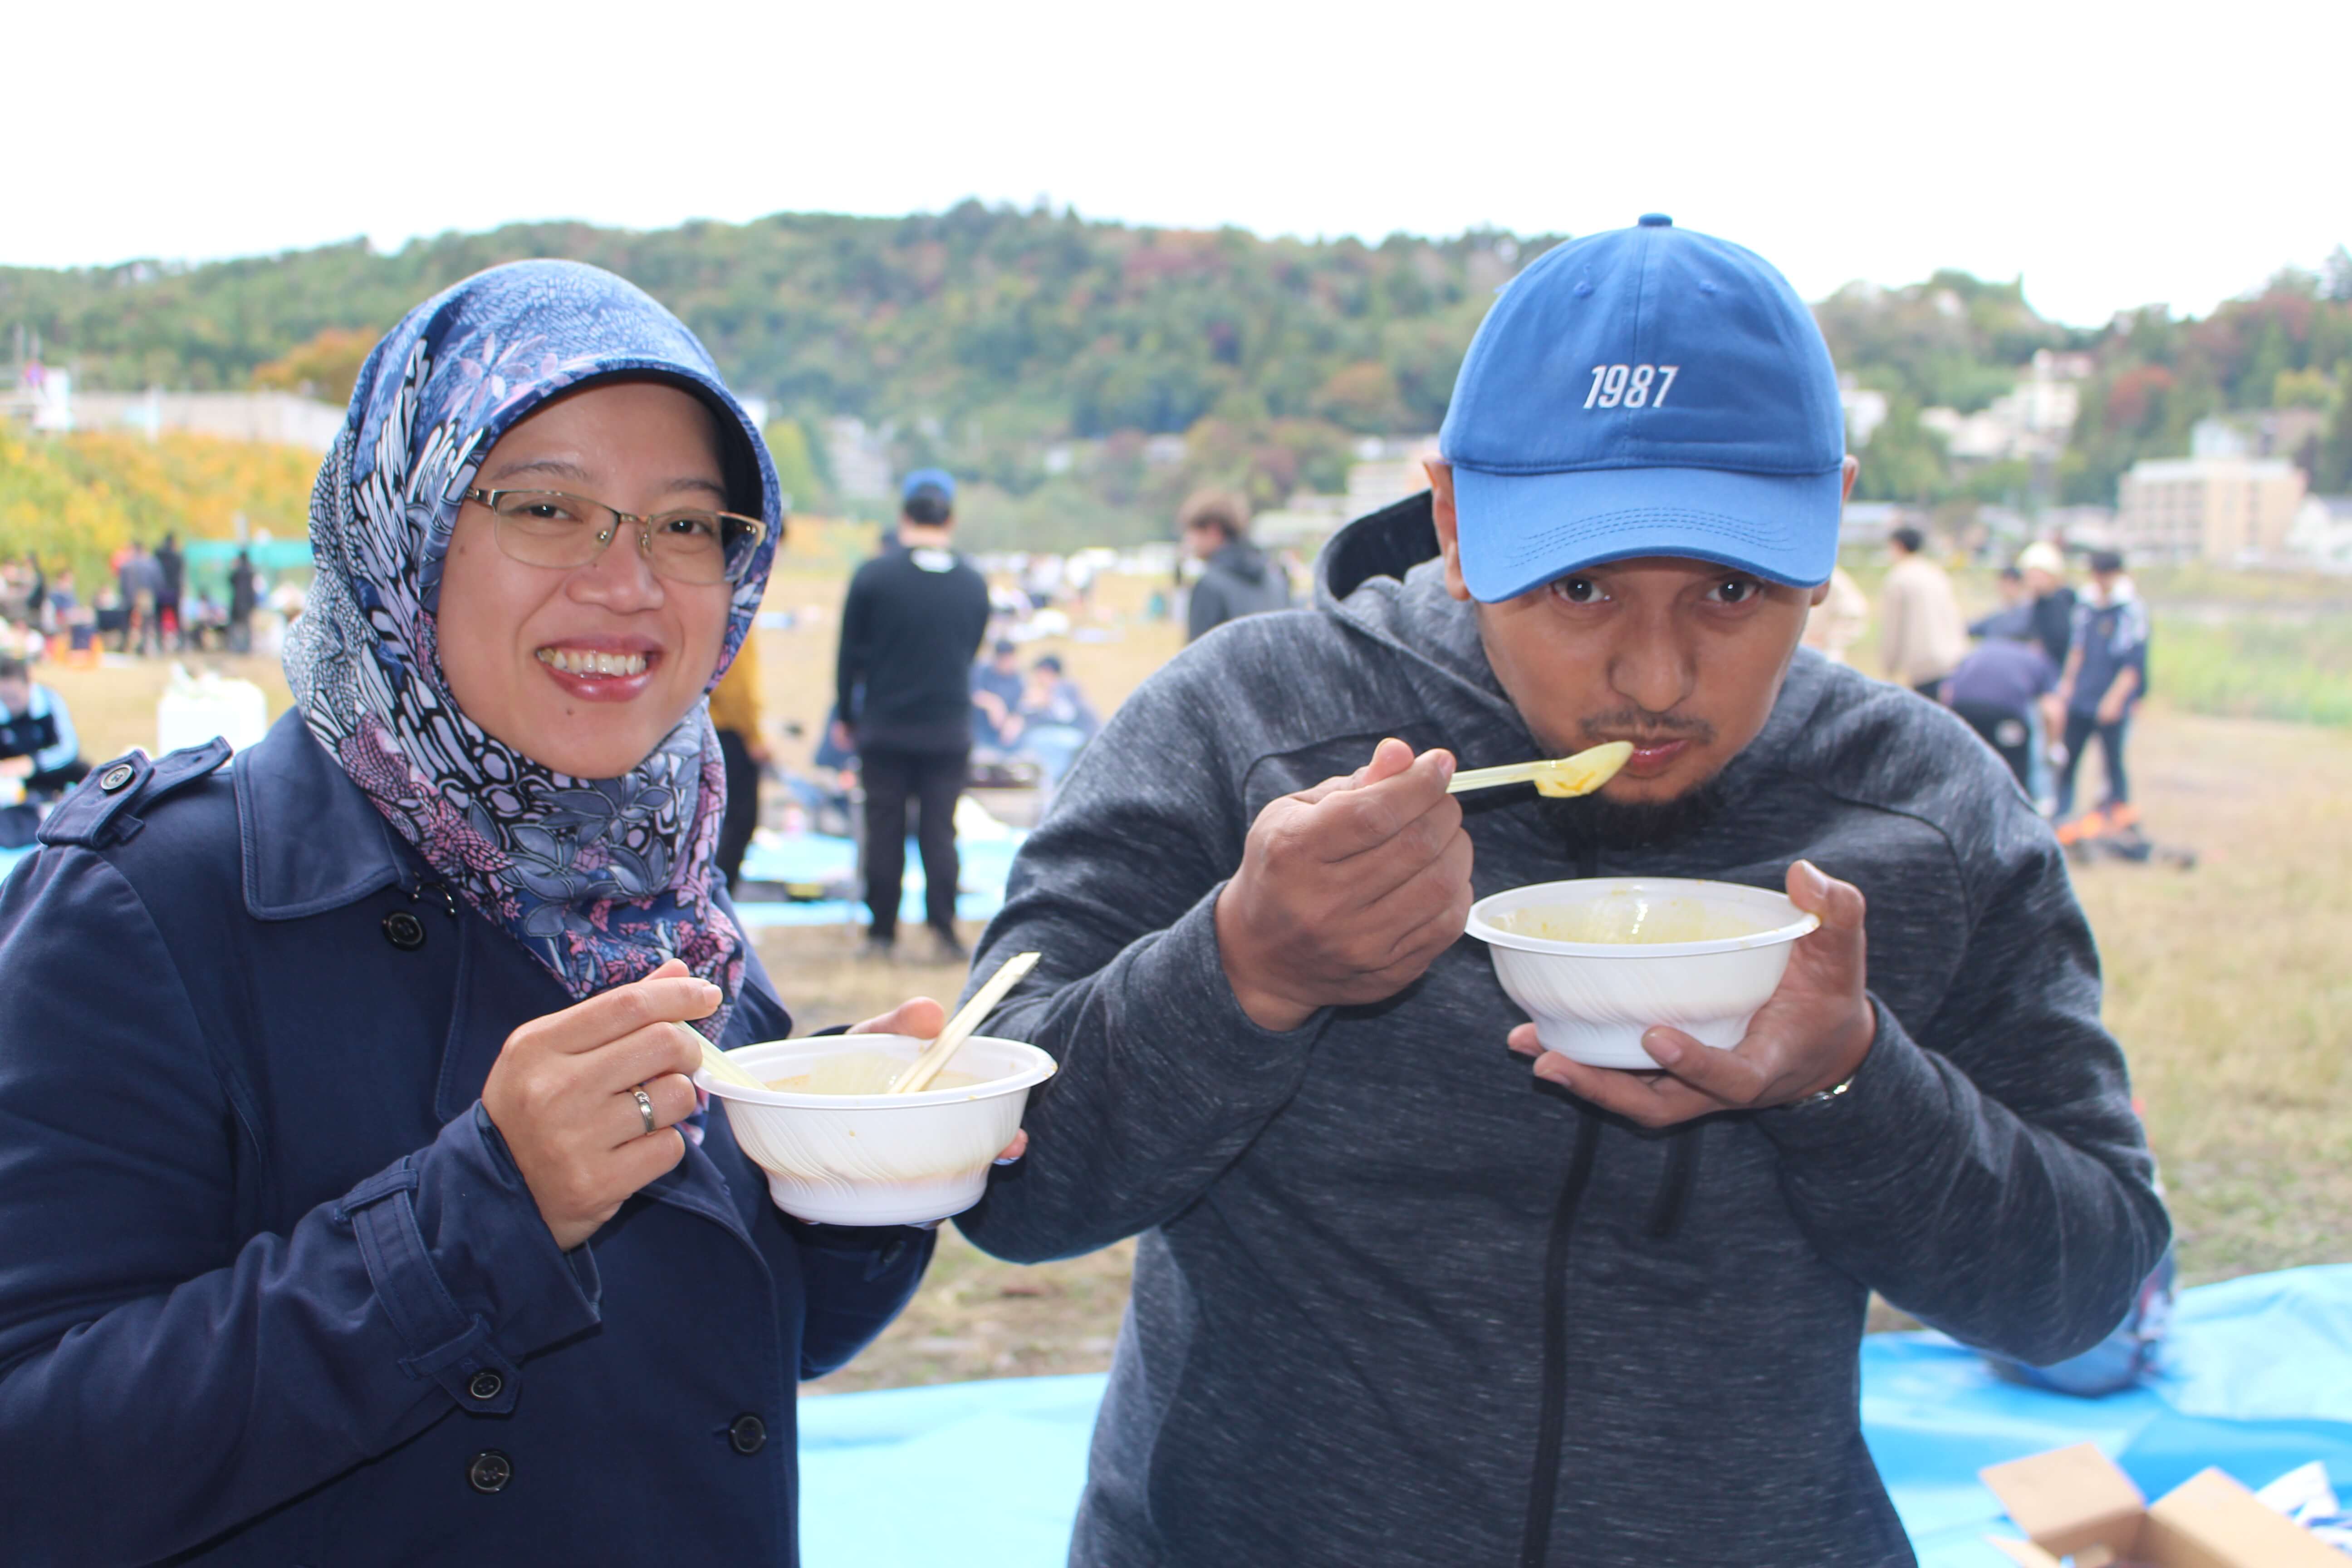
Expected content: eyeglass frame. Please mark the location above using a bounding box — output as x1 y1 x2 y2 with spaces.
459 485 773 585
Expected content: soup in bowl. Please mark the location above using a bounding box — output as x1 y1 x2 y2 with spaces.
1465 878 1818 1069
697 1033 1056 1226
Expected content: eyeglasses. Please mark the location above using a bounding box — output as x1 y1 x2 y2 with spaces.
461 488 771 586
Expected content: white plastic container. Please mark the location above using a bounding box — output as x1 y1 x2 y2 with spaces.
698 1034 1056 1226
1466 878 1818 1069
156 668 271 755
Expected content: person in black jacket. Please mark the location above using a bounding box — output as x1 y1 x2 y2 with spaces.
155 532 186 651
1180 488 1290 642
833 470 991 961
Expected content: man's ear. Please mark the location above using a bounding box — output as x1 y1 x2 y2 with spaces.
1808 580 1833 607
1425 458 1472 603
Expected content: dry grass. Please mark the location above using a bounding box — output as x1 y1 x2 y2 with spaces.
2071 712 2352 1282
37 539 2347 1392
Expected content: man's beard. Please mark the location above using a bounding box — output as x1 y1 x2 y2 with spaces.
1537 773 1729 855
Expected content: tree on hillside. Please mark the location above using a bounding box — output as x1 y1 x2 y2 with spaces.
2315 389 2352 494
250 327 376 405
1848 398 1949 505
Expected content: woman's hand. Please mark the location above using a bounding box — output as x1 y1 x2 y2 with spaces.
481 959 716 1252
848 995 1028 1166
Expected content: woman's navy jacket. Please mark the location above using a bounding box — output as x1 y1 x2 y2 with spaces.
0 712 931 1565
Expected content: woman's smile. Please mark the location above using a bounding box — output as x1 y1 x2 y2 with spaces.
534 637 663 700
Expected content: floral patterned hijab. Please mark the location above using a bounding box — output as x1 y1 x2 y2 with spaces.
284 260 779 1036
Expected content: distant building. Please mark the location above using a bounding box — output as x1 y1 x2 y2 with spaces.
2043 505 2119 553
2 363 75 431
1916 349 2087 466
1919 406 2015 462
2002 350 2087 439
1343 435 1440 520
70 390 345 450
821 416 894 502
1838 378 1888 449
2189 410 2329 462
2116 454 2308 564
1837 501 1924 546
2286 495 2352 573
6 372 345 449
1252 491 1350 553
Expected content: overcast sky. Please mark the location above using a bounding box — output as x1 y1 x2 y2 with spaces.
7 0 2344 327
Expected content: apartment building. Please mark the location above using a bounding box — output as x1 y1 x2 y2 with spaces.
2115 454 2308 564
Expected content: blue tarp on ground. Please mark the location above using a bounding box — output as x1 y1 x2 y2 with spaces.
800 1266 2352 1568
731 831 1023 929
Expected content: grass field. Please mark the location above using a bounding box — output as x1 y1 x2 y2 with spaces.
32 545 2350 1394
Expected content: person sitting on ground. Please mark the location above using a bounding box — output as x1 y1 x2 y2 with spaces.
1878 524 1969 696
970 638 1027 755
954 214 2166 1568
1017 654 1098 790
0 654 88 801
2054 548 2149 825
0 261 1013 1564
1179 487 1290 642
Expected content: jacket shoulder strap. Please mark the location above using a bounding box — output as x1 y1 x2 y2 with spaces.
38 738 235 850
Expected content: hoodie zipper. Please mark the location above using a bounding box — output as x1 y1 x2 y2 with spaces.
1520 1105 1600 1568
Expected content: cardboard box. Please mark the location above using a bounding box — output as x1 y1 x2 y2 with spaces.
1979 1441 2347 1567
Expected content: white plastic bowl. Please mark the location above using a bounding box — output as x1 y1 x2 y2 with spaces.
1465 878 1818 1069
697 1034 1056 1226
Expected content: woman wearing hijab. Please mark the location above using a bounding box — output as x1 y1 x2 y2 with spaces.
0 261 989 1563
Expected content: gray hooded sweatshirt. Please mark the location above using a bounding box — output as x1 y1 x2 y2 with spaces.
1186 535 1291 642
960 498 2167 1568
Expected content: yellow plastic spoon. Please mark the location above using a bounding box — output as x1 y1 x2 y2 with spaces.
1446 740 1635 799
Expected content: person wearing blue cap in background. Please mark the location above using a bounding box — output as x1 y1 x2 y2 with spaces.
956 216 2167 1565
833 468 991 961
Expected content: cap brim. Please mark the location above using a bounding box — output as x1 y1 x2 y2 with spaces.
1452 465 1844 602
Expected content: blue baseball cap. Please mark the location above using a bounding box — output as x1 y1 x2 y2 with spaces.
902 467 957 504
1438 214 1846 600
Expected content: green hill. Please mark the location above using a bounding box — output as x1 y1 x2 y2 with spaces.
5 207 2349 551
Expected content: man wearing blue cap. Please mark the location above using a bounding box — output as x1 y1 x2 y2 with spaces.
960 217 2166 1566
834 469 990 960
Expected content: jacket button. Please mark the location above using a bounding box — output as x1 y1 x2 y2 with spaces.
99 764 136 793
466 1449 512 1494
467 1370 504 1402
382 910 427 951
728 1414 767 1455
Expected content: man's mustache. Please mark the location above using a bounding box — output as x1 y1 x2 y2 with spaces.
1577 709 1717 746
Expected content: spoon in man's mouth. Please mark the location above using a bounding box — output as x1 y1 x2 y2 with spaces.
1446 740 1635 799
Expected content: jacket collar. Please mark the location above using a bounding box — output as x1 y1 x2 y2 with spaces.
237 709 413 921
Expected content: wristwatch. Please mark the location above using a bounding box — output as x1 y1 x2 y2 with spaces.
1788 1068 1859 1111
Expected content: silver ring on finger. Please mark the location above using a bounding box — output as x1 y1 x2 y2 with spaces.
633 1085 657 1137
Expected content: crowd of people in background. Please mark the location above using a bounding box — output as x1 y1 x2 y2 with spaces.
805 464 2158 940
0 542 265 659
1802 524 2150 843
